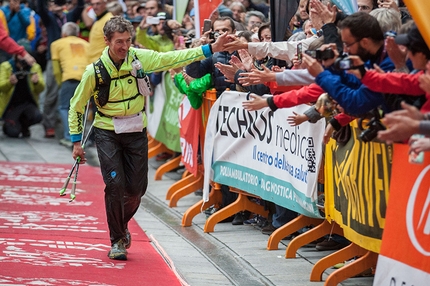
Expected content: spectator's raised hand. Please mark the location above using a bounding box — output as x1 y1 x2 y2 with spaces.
378 0 399 11
346 55 365 79
237 49 253 71
310 0 337 25
287 112 308 126
385 36 407 71
242 94 268 111
229 55 246 71
238 65 276 86
214 62 237 83
211 31 232 53
22 52 36 66
303 53 324 77
410 137 430 153
223 35 248 54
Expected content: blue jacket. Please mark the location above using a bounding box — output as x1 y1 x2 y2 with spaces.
315 50 395 115
1 4 31 41
186 51 236 98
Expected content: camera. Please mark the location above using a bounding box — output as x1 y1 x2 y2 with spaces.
209 31 220 40
305 48 335 61
53 0 67 5
147 16 160 25
358 111 386 143
334 56 353 70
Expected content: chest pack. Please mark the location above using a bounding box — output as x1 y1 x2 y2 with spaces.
92 56 152 107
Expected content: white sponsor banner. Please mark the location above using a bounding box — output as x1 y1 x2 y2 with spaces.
203 91 325 218
145 73 166 137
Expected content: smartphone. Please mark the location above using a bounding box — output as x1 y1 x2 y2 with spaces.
147 16 160 25
203 19 212 33
297 43 303 62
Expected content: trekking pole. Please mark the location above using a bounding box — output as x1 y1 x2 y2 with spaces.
59 122 94 197
68 123 94 202
59 100 93 198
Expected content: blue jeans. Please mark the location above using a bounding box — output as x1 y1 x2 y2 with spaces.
58 80 79 140
272 204 297 229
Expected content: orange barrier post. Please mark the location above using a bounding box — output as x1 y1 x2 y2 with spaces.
203 188 268 233
267 215 324 250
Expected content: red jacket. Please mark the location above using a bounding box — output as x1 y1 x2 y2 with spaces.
0 21 26 57
362 70 430 112
273 83 324 108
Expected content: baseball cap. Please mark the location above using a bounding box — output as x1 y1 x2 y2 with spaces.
395 24 428 53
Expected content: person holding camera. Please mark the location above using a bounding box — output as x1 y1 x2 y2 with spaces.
0 53 45 138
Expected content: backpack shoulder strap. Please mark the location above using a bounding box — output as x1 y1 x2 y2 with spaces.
93 58 111 107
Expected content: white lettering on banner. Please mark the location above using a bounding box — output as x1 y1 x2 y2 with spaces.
0 185 92 206
219 166 259 186
406 165 430 256
180 138 194 167
252 146 308 183
0 237 124 268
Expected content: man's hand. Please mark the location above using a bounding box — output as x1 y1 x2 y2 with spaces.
223 35 248 54
378 114 420 144
9 0 20 12
22 52 36 66
31 73 39 83
210 31 231 53
302 53 324 77
72 142 87 164
9 74 18 85
418 61 430 93
237 49 253 71
287 112 308 126
238 65 275 86
214 62 237 83
242 94 268 111
346 55 365 79
385 37 407 71
378 0 399 11
323 123 334 144
310 0 337 25
410 137 430 153
229 55 246 71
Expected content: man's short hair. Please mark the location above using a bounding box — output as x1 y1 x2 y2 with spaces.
369 8 401 34
339 12 384 43
244 10 266 26
62 22 80 37
213 16 236 32
103 16 134 41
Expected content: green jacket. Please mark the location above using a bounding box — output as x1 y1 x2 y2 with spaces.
174 73 213 109
135 27 174 52
69 45 213 142
0 60 45 118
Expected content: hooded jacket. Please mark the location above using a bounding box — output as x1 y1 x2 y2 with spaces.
69 44 213 142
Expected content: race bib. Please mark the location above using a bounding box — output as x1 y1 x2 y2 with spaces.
112 112 144 134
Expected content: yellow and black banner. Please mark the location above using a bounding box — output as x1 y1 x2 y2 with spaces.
325 120 392 253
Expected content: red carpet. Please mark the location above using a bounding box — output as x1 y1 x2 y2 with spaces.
0 162 181 286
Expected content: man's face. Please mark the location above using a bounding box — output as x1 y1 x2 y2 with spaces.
156 19 166 35
407 50 427 70
91 0 107 16
213 19 234 36
357 0 373 13
145 0 158 17
105 31 131 62
341 27 372 61
230 5 244 22
246 16 262 31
